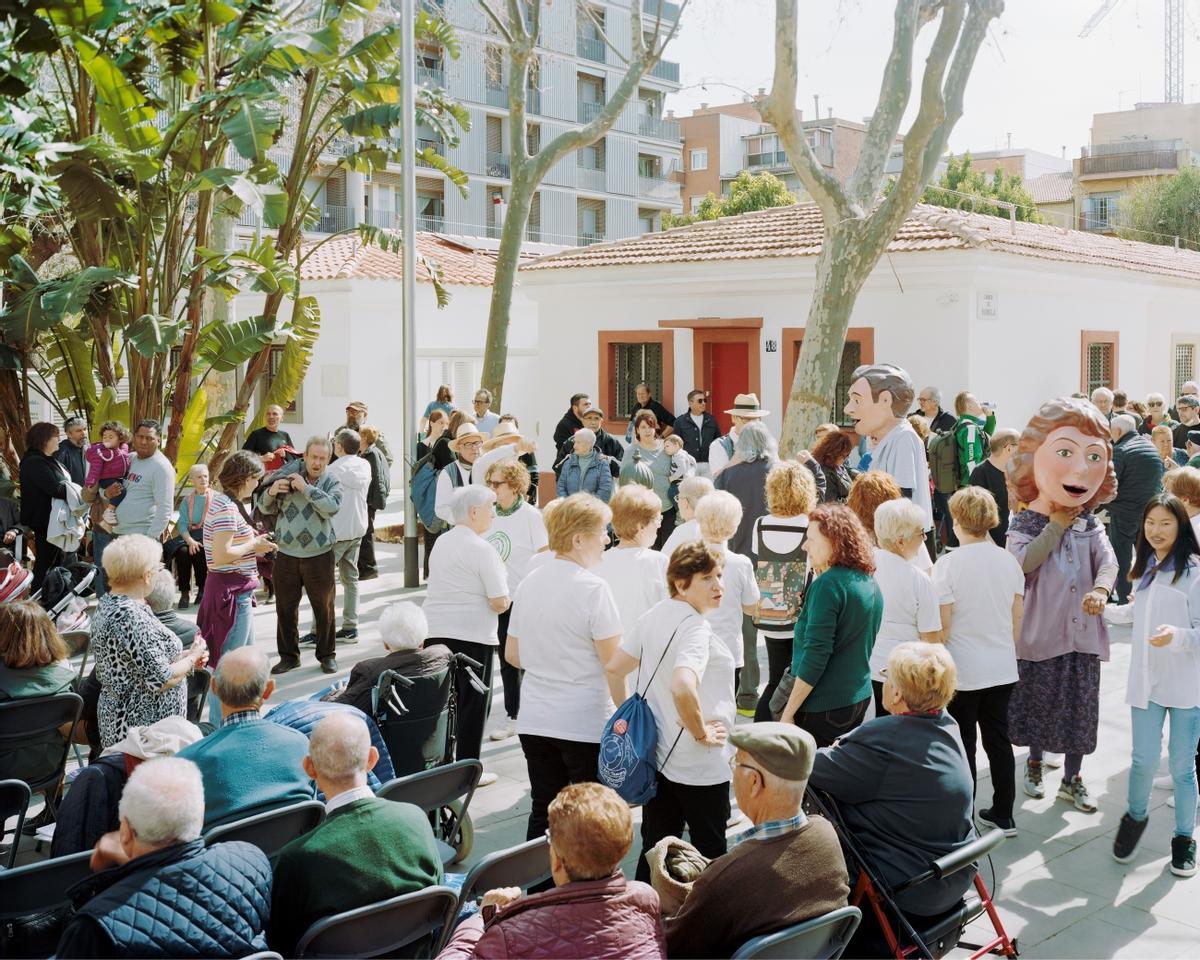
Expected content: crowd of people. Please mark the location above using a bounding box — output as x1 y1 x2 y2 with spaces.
3 370 1200 959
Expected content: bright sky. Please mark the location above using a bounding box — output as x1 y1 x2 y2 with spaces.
665 0 1198 157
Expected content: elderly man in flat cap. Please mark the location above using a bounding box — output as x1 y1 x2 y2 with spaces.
658 723 849 959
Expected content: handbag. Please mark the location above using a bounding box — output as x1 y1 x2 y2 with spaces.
768 668 798 720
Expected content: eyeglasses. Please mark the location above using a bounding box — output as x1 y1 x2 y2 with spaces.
730 757 764 777
1148 401 1164 407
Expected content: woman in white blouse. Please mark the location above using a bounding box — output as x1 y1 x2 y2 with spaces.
607 542 734 882
595 485 670 636
505 494 624 841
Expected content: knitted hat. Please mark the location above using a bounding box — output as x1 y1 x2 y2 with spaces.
645 836 710 916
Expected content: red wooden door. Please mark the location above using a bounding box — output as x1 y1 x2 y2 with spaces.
706 341 750 435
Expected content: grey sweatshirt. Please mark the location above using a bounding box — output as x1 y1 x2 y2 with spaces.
114 452 175 538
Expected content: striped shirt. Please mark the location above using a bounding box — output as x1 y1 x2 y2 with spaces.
204 492 258 576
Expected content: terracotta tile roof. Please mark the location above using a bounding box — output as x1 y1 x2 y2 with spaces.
299 232 501 286
1025 171 1074 204
523 201 1200 284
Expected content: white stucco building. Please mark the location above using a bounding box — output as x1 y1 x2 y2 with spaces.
519 202 1200 467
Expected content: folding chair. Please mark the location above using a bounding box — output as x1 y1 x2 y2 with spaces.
241 953 285 960
437 836 552 951
731 905 863 959
186 666 212 725
0 778 31 869
0 849 93 957
203 799 326 863
378 759 481 865
809 790 1016 960
0 692 83 818
294 885 459 959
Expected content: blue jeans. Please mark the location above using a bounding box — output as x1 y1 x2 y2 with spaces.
92 527 114 596
1128 702 1200 837
208 591 255 725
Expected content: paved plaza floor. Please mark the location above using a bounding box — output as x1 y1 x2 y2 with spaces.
15 520 1200 958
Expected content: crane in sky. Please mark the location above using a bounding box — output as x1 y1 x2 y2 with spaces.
1080 0 1184 103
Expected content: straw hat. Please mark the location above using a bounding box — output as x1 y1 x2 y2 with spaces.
725 393 770 418
482 421 523 452
448 423 488 452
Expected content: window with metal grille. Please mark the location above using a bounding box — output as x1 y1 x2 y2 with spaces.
612 342 662 419
1174 342 1197 400
831 341 862 426
260 345 299 415
1085 341 1114 395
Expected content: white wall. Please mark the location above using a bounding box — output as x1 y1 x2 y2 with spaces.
521 249 1200 468
233 279 540 486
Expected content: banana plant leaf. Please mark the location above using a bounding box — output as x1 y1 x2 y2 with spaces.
250 295 318 431
46 330 98 415
72 36 162 168
221 100 283 163
196 314 277 373
92 385 130 441
174 385 208 478
127 313 186 357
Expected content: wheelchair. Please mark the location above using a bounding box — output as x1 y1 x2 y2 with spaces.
807 788 1018 960
371 651 489 863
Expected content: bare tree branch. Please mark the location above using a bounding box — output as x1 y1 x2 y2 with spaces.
581 3 631 68
845 0 920 208
478 0 514 44
503 0 527 41
761 0 851 224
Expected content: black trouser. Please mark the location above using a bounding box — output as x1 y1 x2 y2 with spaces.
872 680 890 718
754 636 793 722
933 488 957 550
31 531 64 594
653 507 678 551
793 697 870 748
519 733 599 840
435 637 494 762
1111 515 1138 604
358 506 377 577
636 773 730 882
274 551 336 662
947 683 1017 819
422 525 442 580
495 607 521 721
175 527 208 595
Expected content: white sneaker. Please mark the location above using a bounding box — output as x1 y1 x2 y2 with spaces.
1042 753 1063 769
1154 774 1175 790
477 771 498 787
489 718 517 741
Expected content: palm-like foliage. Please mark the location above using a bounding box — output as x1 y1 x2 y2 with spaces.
0 0 466 467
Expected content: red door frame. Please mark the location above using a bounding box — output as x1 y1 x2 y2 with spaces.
781 327 875 420
691 328 761 432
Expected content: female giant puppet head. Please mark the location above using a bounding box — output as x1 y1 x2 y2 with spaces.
1008 397 1118 516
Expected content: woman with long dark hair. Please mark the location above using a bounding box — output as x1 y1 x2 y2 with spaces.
811 429 856 503
1110 493 1200 877
19 422 70 591
775 503 882 747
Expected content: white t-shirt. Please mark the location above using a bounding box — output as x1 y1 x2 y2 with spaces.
870 548 942 680
423 525 509 645
621 599 735 785
704 544 759 667
510 558 624 742
662 519 701 560
910 543 933 575
754 514 811 640
932 540 1024 691
872 421 933 532
595 547 670 635
484 503 548 592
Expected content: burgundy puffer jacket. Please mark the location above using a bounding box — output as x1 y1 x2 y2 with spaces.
438 874 666 960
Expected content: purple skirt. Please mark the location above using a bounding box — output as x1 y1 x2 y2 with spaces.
1007 651 1101 755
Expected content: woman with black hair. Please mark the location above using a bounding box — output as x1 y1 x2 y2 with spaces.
19 422 70 591
1110 493 1200 878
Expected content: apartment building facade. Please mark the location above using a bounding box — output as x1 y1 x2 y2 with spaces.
678 100 870 213
1073 101 1200 233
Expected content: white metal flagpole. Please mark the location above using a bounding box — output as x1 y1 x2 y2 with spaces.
400 0 420 587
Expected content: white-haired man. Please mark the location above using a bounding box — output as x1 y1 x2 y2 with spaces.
1091 386 1114 420
268 713 443 956
146 568 197 648
56 757 272 959
176 647 314 829
259 436 343 674
659 723 849 958
321 428 371 644
1139 392 1178 436
331 601 453 715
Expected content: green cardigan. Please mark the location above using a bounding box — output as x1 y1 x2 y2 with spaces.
792 565 882 712
268 796 444 956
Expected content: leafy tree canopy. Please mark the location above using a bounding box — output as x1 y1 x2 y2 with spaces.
1117 165 1200 250
911 153 1043 223
663 170 796 229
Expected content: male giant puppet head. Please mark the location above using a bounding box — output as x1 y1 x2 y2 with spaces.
1008 397 1117 517
844 363 916 439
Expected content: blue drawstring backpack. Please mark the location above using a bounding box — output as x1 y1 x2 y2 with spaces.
598 617 689 805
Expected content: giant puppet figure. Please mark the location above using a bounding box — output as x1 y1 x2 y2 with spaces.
844 363 933 534
1005 397 1118 814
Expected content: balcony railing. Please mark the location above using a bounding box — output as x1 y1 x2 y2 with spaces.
643 0 680 20
1078 149 1182 176
365 208 397 229
419 213 445 232
416 137 443 167
417 64 444 87
578 100 604 123
318 205 356 233
526 85 541 116
486 151 510 178
637 113 681 141
747 149 789 169
638 175 680 201
577 35 606 62
486 83 508 108
577 165 607 191
578 231 605 246
649 58 679 82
